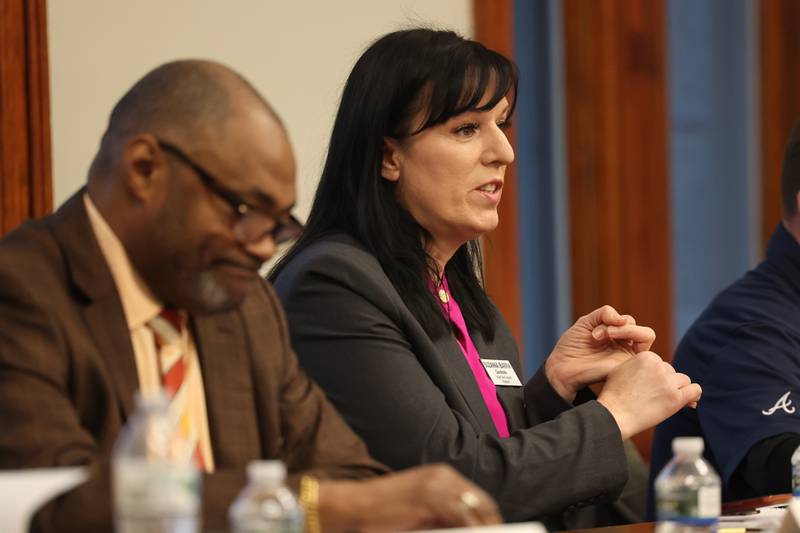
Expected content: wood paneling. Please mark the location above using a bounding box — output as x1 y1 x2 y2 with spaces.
760 0 800 246
474 0 523 350
0 0 52 235
563 0 671 462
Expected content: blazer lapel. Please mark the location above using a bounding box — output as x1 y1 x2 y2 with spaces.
83 298 139 417
433 333 498 434
193 312 261 466
49 192 139 417
471 331 528 431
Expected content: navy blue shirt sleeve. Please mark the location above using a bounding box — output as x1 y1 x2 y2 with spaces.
698 322 800 483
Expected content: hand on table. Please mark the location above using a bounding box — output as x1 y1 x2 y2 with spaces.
319 464 501 532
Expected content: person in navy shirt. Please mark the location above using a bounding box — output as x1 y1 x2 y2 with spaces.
650 122 800 509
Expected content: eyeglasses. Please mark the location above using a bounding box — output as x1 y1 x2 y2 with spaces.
156 139 303 244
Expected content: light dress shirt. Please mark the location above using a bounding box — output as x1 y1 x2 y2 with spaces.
84 194 215 471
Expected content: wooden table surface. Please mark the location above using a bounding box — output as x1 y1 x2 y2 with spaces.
560 522 655 533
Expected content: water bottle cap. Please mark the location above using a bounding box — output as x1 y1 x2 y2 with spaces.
247 460 287 485
672 436 704 456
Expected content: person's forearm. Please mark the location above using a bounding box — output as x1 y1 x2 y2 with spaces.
318 480 369 533
734 433 800 496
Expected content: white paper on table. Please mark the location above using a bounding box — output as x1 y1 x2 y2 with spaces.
720 501 789 531
412 521 547 533
0 467 88 533
777 499 800 533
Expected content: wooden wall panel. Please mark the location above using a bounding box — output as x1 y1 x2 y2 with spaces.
563 0 671 461
0 0 52 235
474 0 523 350
760 0 800 246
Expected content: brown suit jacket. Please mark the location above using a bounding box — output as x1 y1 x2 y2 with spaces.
0 192 386 533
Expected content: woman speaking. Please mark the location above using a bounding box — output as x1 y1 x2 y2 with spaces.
271 28 700 528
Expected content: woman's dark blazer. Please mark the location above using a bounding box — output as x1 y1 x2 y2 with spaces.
272 232 646 526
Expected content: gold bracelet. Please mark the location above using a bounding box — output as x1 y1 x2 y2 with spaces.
300 475 321 533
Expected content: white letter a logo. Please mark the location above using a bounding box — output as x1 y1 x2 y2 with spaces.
762 391 796 415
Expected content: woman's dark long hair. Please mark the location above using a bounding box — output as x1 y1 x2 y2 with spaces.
271 28 518 341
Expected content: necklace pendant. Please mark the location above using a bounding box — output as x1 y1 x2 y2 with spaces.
438 288 449 304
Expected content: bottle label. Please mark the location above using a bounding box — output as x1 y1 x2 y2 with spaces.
114 459 201 517
657 486 721 525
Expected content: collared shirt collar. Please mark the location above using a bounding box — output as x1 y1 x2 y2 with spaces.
83 193 162 330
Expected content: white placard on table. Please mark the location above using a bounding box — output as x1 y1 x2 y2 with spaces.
0 467 88 533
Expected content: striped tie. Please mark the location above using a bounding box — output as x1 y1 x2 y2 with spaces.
147 308 206 471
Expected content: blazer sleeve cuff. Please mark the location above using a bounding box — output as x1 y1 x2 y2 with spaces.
561 400 628 508
523 364 575 422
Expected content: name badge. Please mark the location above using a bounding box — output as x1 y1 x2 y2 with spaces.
480 359 522 387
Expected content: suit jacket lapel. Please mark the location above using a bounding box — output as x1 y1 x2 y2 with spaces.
471 330 528 431
83 299 139 417
494 387 526 430
48 192 139 417
433 333 498 434
193 312 261 466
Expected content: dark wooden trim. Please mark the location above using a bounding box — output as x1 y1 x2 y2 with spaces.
563 0 671 462
760 0 800 247
474 0 524 351
0 0 52 236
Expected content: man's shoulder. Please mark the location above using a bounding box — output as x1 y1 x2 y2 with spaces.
675 267 800 369
0 217 64 287
1 215 56 252
0 193 90 284
704 265 800 331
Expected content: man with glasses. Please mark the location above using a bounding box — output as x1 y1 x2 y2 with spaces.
156 138 304 248
0 60 500 532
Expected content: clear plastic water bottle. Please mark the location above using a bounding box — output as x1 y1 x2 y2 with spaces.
112 391 202 533
229 461 304 533
792 445 800 497
655 437 721 533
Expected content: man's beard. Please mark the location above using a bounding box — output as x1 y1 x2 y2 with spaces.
192 269 241 313
139 252 241 315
